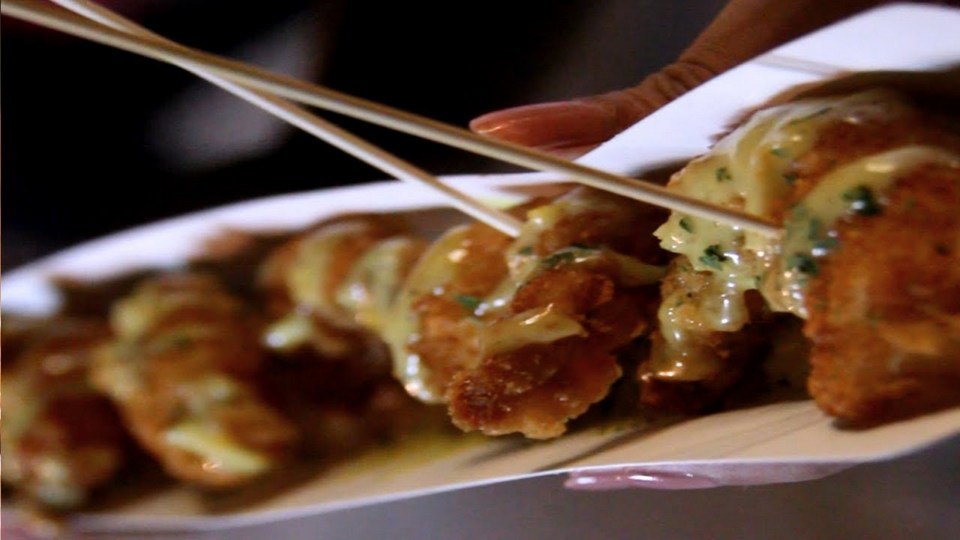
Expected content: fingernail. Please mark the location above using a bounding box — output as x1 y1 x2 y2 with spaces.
564 468 720 491
470 101 617 151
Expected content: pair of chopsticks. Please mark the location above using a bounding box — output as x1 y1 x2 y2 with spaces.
2 0 781 238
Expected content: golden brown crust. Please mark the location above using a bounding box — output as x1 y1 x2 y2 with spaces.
648 90 960 423
444 190 667 438
447 278 652 439
805 164 960 423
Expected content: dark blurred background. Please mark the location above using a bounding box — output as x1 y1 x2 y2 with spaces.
2 0 726 269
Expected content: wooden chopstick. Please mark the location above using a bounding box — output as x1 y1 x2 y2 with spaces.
2 0 782 237
47 0 523 238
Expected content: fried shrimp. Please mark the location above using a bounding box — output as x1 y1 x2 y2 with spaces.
1 319 126 510
89 273 298 487
437 188 668 438
651 88 960 423
447 262 657 438
259 216 413 358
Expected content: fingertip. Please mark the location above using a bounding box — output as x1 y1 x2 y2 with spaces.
469 100 619 152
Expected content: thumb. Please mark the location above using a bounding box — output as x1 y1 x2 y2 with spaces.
469 61 715 157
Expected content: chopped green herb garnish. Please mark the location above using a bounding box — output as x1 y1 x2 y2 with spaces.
570 242 590 249
786 253 819 276
517 246 534 256
866 311 884 327
807 218 823 241
454 294 483 312
698 244 728 270
158 332 194 351
715 166 733 182
679 217 694 233
542 250 576 268
782 171 799 184
842 185 881 216
770 146 789 158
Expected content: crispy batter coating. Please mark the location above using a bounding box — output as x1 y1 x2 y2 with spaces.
90 273 298 487
444 189 667 438
535 194 669 266
257 216 441 453
792 96 960 422
448 267 655 438
805 164 960 422
1 319 126 509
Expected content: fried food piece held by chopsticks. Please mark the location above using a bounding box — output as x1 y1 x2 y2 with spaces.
441 188 669 438
1 319 127 511
89 273 299 487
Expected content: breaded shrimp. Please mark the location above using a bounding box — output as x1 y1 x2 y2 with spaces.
442 188 668 437
259 217 408 358
651 88 960 423
90 273 298 487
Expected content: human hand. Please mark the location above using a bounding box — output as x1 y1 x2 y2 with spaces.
470 0 892 158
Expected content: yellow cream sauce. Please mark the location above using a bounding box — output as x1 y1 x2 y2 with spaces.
266 223 420 356
336 236 425 334
773 146 959 316
285 221 375 322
